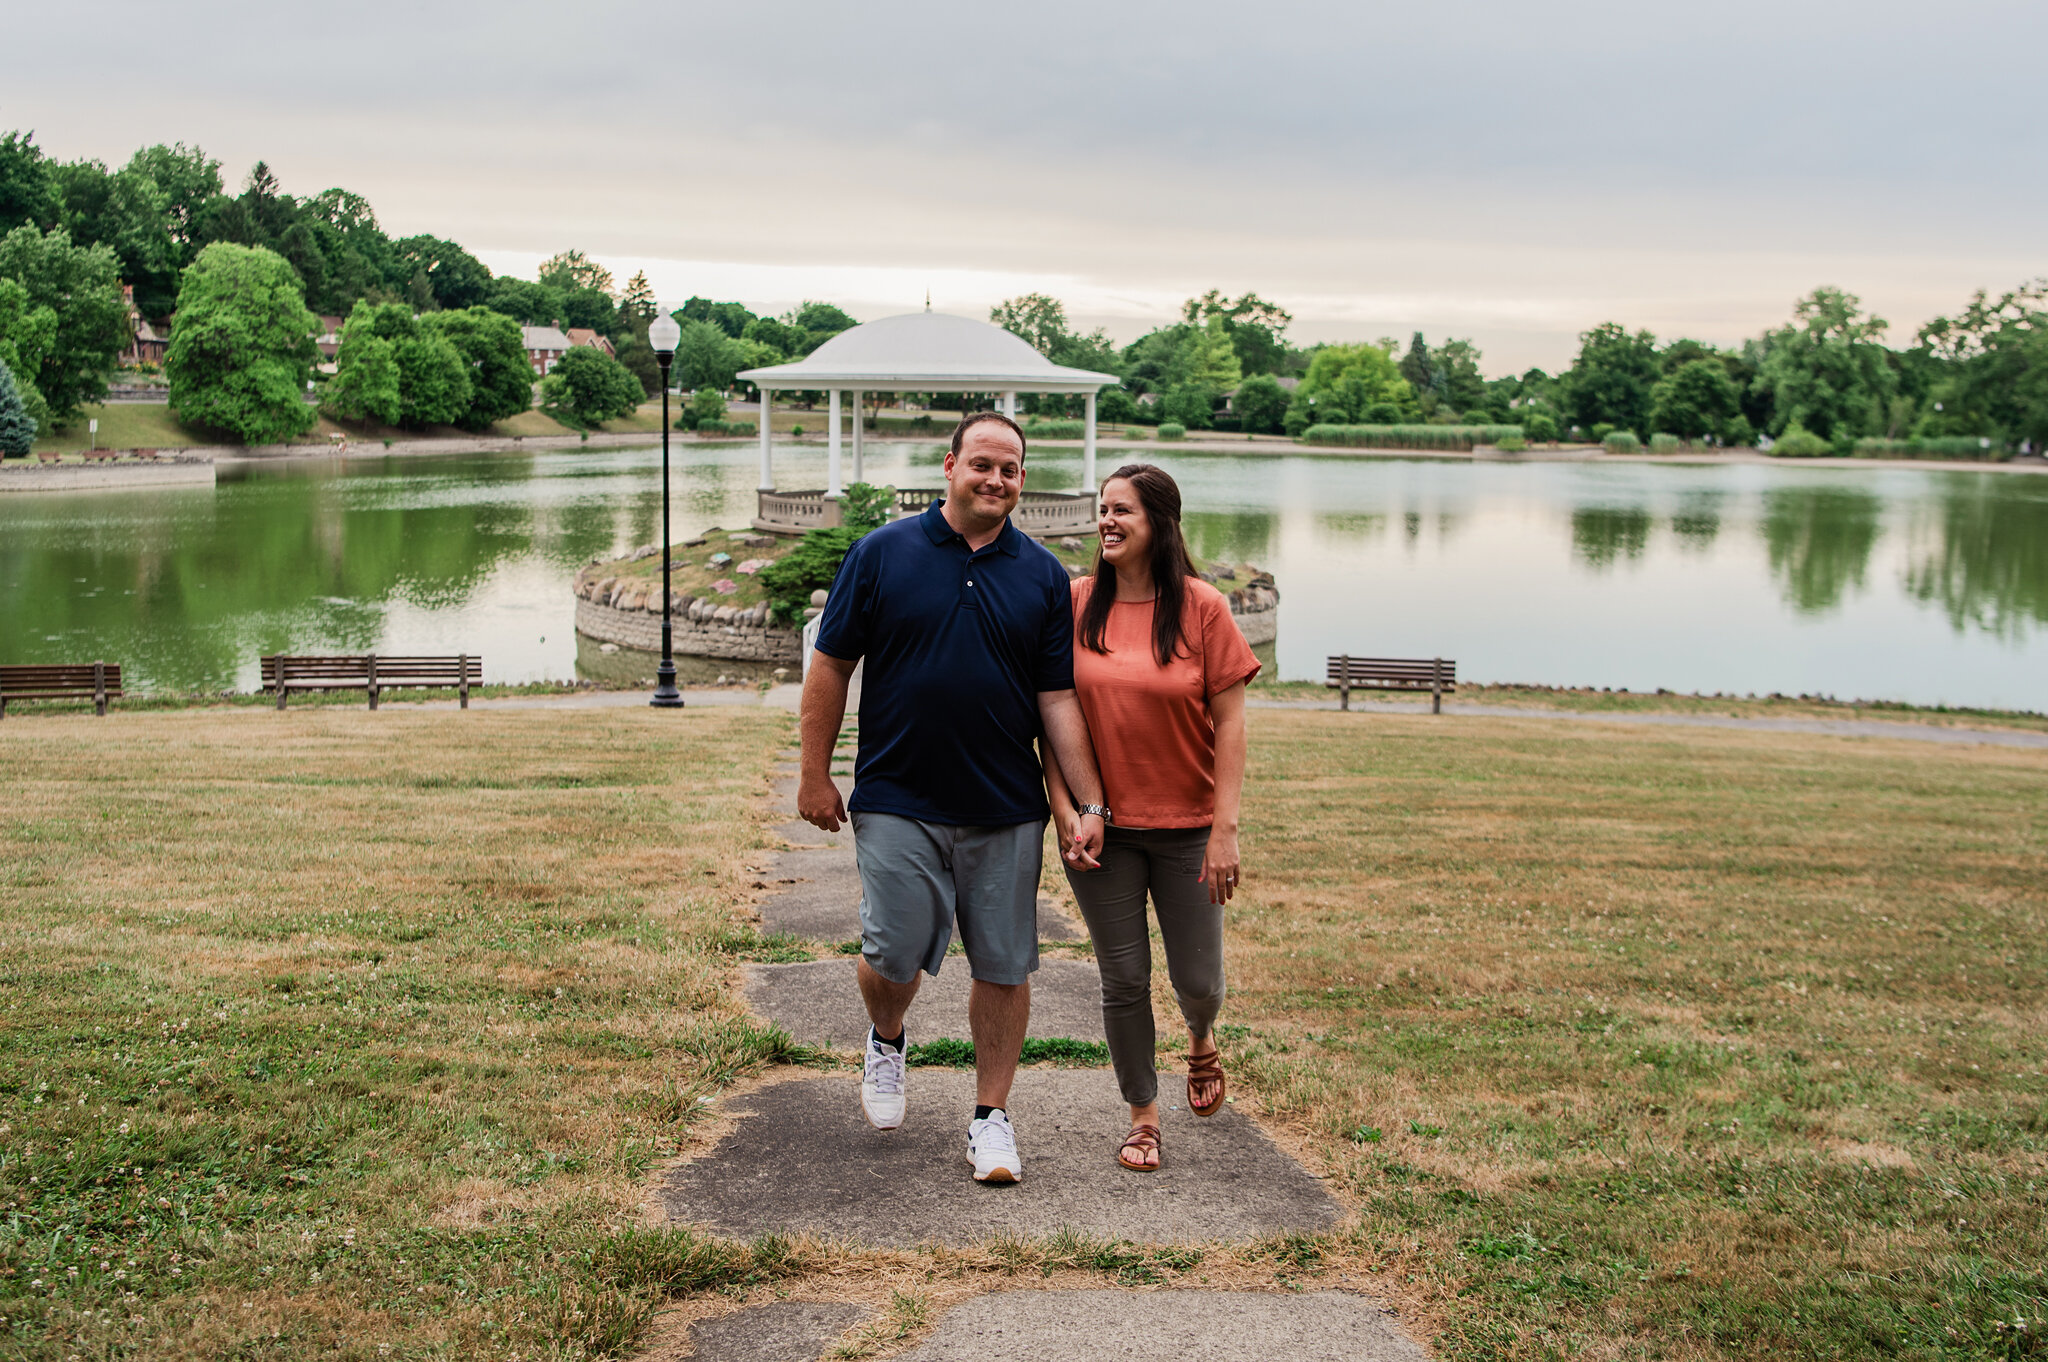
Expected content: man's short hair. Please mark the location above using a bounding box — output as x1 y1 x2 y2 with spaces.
950 410 1027 462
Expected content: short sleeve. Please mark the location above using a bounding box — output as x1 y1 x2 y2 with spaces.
1033 559 1076 692
1198 585 1261 697
812 537 873 661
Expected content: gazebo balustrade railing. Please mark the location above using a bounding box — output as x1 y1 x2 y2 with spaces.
752 487 1092 540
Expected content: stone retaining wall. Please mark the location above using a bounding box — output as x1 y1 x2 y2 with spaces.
1 459 215 493
571 566 1279 660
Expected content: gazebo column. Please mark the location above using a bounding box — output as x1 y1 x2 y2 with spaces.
1083 390 1098 493
850 388 864 484
826 389 844 498
757 386 774 490
1001 391 1017 421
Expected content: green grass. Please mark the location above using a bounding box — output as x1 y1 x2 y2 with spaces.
906 1038 1113 1068
1301 423 1523 451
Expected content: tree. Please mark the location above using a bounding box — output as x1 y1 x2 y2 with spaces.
678 319 741 392
538 249 612 295
485 277 555 324
992 293 1070 356
0 131 59 234
126 142 223 260
52 160 180 318
394 330 472 427
1295 342 1411 423
1561 322 1661 436
322 304 402 425
619 271 658 327
555 286 618 336
0 276 57 422
1649 359 1742 440
1398 332 1435 397
539 345 642 428
421 307 532 428
1183 290 1294 376
1235 373 1290 434
1919 279 2048 450
165 242 319 443
1754 287 1897 443
394 235 492 311
0 225 129 419
1185 315 1241 392
0 356 35 456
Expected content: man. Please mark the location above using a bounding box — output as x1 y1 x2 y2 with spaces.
798 411 1110 1184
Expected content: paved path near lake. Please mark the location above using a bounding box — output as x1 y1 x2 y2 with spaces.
641 745 1425 1361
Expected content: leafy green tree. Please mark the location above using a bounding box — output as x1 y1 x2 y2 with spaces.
52 160 180 317
0 355 35 456
0 276 57 422
554 286 616 336
1397 332 1435 398
789 300 857 335
676 385 727 430
125 142 222 261
485 277 556 324
1098 388 1139 424
1183 290 1294 376
1561 322 1661 436
1754 288 1897 443
614 331 659 398
1185 315 1241 392
394 235 492 310
538 250 612 295
678 296 757 339
1234 373 1290 434
1160 383 1218 430
619 271 658 327
742 315 801 355
993 293 1070 356
0 132 59 234
166 242 318 443
1649 359 1743 440
421 307 532 428
1434 338 1487 413
1295 341 1411 423
322 317 401 426
538 345 642 428
1918 280 2048 450
394 330 472 427
678 319 740 392
0 225 129 418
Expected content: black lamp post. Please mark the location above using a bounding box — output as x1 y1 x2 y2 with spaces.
647 310 685 708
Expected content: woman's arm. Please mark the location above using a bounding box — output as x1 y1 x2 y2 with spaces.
1201 681 1248 904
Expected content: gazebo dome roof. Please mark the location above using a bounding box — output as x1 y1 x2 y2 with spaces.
737 311 1118 393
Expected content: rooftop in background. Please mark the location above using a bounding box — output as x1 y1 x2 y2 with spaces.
738 311 1118 394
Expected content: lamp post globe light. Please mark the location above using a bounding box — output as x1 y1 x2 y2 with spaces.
647 309 685 709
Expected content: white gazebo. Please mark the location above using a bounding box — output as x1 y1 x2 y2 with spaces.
736 310 1117 538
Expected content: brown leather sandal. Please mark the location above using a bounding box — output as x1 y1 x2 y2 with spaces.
1118 1122 1162 1172
1187 1048 1226 1117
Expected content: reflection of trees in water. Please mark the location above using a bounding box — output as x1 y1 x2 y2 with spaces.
1904 476 2048 639
1183 510 1276 563
1571 506 1653 567
1761 485 1882 614
1670 490 1723 552
1313 513 1387 546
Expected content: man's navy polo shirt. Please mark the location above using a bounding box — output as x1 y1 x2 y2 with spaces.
813 499 1075 826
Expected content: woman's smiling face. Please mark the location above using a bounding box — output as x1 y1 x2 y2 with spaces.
1097 476 1153 572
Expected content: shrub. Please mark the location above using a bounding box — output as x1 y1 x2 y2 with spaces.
679 386 726 431
1235 374 1291 435
1648 432 1681 454
1363 402 1403 424
1521 411 1558 443
1852 436 2000 460
1602 430 1642 454
1494 435 1528 453
1021 419 1084 439
1724 414 1756 447
1770 422 1829 457
841 481 894 533
791 424 804 437
540 347 643 429
0 355 39 457
759 527 858 626
1157 422 1187 440
1097 388 1139 425
1589 423 1614 442
699 419 756 437
1298 423 1522 451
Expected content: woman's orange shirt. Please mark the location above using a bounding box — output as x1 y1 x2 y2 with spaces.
1069 575 1262 829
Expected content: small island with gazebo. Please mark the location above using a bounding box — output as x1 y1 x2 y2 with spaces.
570 309 1278 674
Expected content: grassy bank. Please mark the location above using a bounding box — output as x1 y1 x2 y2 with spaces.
26 401 695 456
1 706 2041 1359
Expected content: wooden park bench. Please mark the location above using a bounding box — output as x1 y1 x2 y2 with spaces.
0 662 123 718
261 654 482 710
1327 655 1457 714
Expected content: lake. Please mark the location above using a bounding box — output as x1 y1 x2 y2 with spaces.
2 442 2044 710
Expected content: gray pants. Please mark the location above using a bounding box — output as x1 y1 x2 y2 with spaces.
1064 825 1225 1106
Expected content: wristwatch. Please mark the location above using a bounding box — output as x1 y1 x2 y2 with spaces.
1077 804 1111 823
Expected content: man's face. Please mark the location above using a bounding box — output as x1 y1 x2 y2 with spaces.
943 423 1026 524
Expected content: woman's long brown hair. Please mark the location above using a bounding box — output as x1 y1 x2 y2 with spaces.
1077 463 1197 667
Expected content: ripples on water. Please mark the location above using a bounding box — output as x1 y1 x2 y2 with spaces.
1 443 2042 709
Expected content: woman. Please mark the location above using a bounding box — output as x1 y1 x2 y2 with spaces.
1045 463 1261 1172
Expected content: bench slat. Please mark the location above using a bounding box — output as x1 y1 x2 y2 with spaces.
0 662 123 717
261 654 481 711
1325 654 1456 714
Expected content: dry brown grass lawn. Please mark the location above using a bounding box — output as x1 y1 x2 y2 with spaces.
1 704 2043 1361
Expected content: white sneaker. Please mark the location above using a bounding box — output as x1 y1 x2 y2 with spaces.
861 1030 907 1130
967 1109 1022 1183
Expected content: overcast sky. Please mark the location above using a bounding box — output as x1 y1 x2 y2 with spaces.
9 0 2043 372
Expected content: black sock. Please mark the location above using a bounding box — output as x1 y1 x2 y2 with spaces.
974 1104 1004 1121
870 1026 904 1052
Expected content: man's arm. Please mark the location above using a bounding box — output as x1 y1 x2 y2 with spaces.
1038 688 1105 868
798 652 856 831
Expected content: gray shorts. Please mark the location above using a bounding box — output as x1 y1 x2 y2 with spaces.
853 811 1044 986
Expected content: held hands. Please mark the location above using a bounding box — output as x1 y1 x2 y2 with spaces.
798 772 847 832
1058 808 1104 871
1199 826 1242 905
